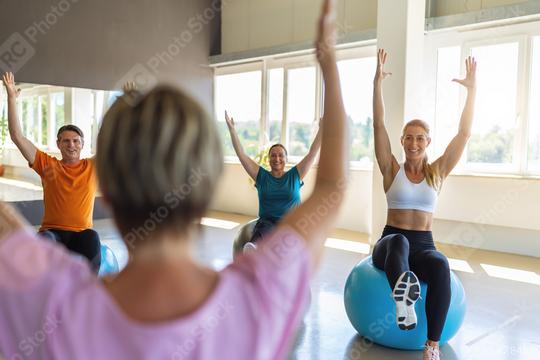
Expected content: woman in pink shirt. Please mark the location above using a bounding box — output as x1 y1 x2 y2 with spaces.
0 1 348 359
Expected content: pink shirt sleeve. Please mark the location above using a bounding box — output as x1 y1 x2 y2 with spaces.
226 226 311 359
0 229 91 358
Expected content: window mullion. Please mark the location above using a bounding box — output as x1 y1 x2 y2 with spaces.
260 60 269 150
518 36 532 176
282 67 289 151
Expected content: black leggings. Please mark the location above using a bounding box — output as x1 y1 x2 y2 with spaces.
250 218 278 244
372 225 451 342
39 229 101 273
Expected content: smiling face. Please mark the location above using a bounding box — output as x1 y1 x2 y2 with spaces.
57 130 83 162
268 145 287 172
401 121 431 161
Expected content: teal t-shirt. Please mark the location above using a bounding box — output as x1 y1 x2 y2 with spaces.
256 166 304 222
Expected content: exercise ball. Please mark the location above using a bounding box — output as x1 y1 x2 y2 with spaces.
344 256 466 350
232 219 258 260
98 244 119 277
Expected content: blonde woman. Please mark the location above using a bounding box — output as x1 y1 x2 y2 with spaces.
371 49 476 360
0 0 348 359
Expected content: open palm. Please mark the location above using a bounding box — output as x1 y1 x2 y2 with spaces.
453 56 477 89
2 72 20 98
122 81 137 93
375 49 392 82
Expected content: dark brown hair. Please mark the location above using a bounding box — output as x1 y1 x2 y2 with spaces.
268 143 288 156
57 125 84 140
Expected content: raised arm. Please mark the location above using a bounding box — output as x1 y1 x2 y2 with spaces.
373 49 398 186
296 119 322 180
278 0 348 270
2 72 37 164
433 56 477 179
225 111 260 181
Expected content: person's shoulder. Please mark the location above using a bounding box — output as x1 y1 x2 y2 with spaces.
288 166 300 177
83 156 96 167
257 166 270 178
36 149 60 164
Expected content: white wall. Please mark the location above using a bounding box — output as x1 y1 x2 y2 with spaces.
210 163 540 257
221 0 532 54
221 0 377 53
210 163 373 233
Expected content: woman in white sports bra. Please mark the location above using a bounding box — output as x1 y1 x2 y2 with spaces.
371 49 477 360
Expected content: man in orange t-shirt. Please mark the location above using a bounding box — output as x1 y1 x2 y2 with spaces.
3 72 101 272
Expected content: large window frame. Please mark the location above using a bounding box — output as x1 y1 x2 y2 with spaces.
457 35 528 175
214 45 377 170
14 85 68 151
428 21 540 178
215 18 540 178
214 61 264 162
3 84 112 156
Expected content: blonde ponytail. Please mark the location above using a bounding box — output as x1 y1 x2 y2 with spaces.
422 155 442 192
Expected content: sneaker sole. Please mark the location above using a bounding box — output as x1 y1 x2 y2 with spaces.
393 272 420 305
393 271 420 331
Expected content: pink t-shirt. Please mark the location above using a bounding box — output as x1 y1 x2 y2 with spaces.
0 227 310 360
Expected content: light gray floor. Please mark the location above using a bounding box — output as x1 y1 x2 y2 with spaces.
93 219 540 360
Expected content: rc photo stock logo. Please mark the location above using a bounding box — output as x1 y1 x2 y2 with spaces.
0 33 36 73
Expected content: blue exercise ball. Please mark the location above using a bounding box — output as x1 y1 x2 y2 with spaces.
99 244 119 277
344 256 466 350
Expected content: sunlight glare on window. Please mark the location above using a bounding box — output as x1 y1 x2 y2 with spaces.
215 71 262 157
287 67 317 157
468 42 519 169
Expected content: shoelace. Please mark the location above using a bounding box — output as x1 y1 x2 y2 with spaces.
424 345 440 360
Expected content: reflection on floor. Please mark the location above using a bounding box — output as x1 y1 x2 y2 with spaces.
77 212 540 359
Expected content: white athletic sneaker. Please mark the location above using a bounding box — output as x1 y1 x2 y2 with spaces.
392 270 421 330
243 242 257 253
423 344 440 360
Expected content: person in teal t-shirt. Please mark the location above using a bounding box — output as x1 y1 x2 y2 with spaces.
225 111 322 250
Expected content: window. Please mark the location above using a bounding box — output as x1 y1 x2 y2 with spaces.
467 42 520 170
52 92 65 134
39 95 48 146
338 57 377 164
215 71 262 158
16 88 67 149
528 36 540 174
19 96 40 144
0 92 7 147
268 68 284 144
286 66 317 158
434 46 462 159
434 41 523 174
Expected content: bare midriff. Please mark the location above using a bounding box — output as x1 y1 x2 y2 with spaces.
386 208 433 231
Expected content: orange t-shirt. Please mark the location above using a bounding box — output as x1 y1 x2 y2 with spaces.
31 150 97 232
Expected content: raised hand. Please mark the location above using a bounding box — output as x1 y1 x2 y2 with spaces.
315 0 337 69
122 81 137 93
453 56 477 89
2 72 21 99
374 49 392 83
225 111 235 130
